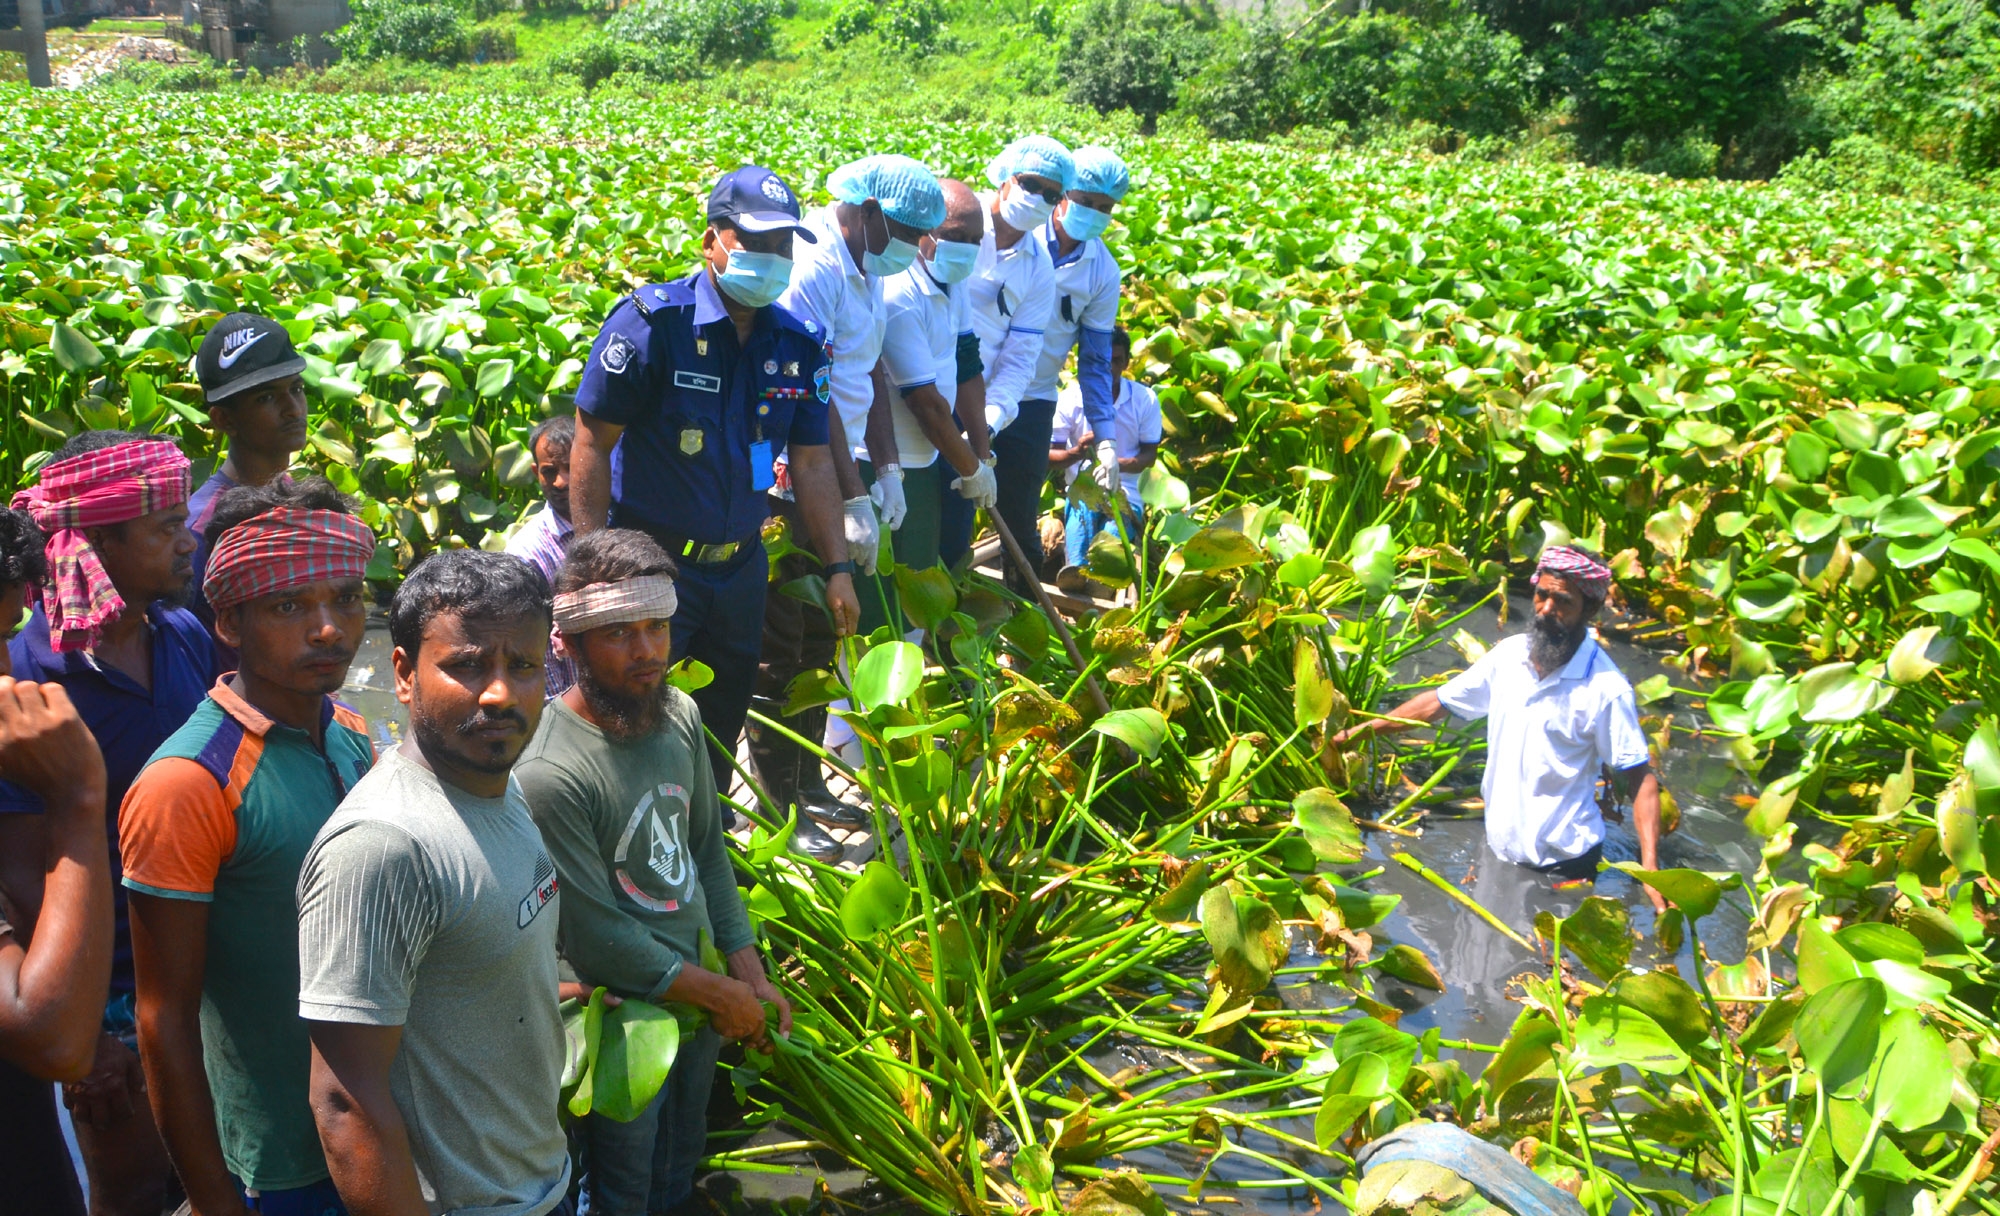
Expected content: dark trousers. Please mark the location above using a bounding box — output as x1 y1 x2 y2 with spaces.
623 519 769 794
992 398 1058 588
749 497 837 813
572 1026 722 1215
857 460 945 636
936 473 975 572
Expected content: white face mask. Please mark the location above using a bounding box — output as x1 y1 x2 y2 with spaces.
997 180 1056 232
924 238 980 284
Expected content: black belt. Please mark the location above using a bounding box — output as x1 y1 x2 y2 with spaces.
623 520 757 567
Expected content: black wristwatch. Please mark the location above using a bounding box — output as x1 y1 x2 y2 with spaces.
825 560 858 579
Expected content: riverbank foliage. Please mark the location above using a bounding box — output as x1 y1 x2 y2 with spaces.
7 84 2000 1213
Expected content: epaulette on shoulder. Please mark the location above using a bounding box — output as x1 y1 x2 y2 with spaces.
769 300 821 341
629 281 694 319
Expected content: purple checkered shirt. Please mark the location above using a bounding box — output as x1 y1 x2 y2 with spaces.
506 502 575 697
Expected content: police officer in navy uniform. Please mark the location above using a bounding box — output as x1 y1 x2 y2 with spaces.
570 167 862 830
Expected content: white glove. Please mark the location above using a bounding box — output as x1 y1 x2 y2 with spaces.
952 455 998 510
869 464 907 531
1092 440 1122 497
842 495 880 576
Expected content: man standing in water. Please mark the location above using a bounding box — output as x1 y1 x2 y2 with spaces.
1333 546 1667 912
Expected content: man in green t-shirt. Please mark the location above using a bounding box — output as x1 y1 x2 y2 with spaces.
120 478 377 1216
514 528 790 1216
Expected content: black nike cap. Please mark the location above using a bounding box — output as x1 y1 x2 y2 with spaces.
196 313 308 405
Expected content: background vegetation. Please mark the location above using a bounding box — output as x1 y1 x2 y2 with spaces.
62 0 1996 197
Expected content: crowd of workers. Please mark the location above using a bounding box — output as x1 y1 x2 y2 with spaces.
0 132 1664 1216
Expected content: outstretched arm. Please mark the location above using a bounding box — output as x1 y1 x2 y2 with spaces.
1329 688 1447 749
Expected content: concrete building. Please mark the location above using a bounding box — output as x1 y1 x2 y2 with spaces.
189 0 346 64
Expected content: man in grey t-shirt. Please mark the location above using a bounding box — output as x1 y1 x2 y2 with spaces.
297 551 569 1216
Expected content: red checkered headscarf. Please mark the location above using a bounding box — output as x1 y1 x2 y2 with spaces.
11 439 191 653
1535 544 1613 593
204 507 376 614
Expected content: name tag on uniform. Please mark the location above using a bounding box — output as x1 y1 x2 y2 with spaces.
674 371 722 393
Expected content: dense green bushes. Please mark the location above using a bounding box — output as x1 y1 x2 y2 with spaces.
327 0 516 64
543 0 780 85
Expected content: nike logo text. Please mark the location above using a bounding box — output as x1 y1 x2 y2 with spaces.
218 330 268 369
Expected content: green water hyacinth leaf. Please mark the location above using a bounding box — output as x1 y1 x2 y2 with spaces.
1376 943 1444 990
1671 418 1733 449
1914 589 1982 617
1294 639 1334 730
1872 1009 1955 1132
593 1001 681 1123
891 564 957 632
1786 430 1832 480
1795 662 1896 723
1875 495 1969 539
1705 675 1797 737
1333 1016 1419 1090
851 640 924 710
1200 886 1283 997
1571 996 1688 1074
1137 464 1189 511
838 861 909 941
1746 769 1809 836
1179 527 1262 573
476 356 516 396
1797 976 1886 1097
1608 969 1710 1051
1887 626 1945 684
1148 858 1211 922
1930 772 1976 873
1293 788 1362 863
1610 864 1740 919
1092 708 1168 758
1533 895 1630 981
50 322 105 372
1013 1144 1054 1193
1346 523 1398 596
1789 508 1840 545
563 987 608 1117
1732 573 1802 623
359 337 404 376
1277 551 1324 588
1313 1051 1389 1147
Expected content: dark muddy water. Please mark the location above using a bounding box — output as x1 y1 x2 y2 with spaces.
336 593 1765 1212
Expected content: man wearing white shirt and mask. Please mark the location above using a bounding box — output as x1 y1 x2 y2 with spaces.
937 135 1072 583
1030 146 1132 526
862 178 995 633
755 154 944 860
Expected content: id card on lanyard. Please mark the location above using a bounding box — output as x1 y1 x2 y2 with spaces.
752 385 806 493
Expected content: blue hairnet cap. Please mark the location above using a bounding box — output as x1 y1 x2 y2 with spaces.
985 135 1076 193
827 154 946 231
1070 146 1131 201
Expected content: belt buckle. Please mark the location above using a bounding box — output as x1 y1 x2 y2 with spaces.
700 540 738 564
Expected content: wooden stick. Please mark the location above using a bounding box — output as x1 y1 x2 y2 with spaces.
1392 853 1535 951
987 512 1112 717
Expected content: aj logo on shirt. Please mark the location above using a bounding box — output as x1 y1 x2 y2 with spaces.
518 851 560 929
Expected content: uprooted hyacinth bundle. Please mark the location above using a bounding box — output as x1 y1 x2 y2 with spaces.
7 83 2000 1213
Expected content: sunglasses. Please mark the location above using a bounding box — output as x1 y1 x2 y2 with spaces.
1014 176 1064 205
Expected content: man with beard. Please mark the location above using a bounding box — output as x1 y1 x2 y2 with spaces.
514 529 788 1216
120 477 376 1216
1 430 209 1216
296 551 571 1216
1332 547 1667 911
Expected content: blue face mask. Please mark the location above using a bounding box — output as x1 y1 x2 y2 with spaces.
925 239 980 285
714 248 792 308
1061 201 1113 241
864 236 920 278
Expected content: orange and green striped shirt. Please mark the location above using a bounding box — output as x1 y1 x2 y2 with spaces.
118 678 373 1192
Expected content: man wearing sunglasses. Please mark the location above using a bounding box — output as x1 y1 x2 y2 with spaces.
938 135 1074 583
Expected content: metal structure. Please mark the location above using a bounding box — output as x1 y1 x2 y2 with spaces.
0 0 54 86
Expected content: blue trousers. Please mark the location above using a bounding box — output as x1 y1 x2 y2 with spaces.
1064 499 1142 569
236 1177 345 1216
623 522 769 792
991 398 1059 582
572 1026 723 1216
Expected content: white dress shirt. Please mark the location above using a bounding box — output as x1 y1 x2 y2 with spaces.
1028 228 1122 404
1052 377 1161 511
1436 633 1650 867
965 192 1056 434
879 262 973 470
777 205 884 462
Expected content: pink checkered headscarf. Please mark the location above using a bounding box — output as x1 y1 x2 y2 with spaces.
203 507 377 613
12 439 191 653
1535 544 1613 593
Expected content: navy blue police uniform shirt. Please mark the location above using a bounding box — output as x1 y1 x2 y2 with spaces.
575 268 831 545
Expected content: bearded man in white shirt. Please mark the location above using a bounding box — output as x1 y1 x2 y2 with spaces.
1333 546 1669 915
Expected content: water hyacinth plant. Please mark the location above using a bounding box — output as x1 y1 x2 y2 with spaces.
7 82 2000 1213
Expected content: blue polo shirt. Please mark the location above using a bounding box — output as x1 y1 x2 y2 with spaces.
575 268 831 546
3 603 218 995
